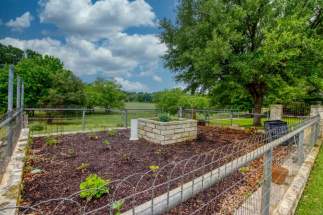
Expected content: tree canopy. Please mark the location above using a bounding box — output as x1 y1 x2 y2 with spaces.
85 79 126 109
161 0 323 125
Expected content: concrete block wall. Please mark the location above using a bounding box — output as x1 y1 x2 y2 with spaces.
138 118 197 145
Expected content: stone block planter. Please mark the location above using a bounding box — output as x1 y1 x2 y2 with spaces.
138 118 197 145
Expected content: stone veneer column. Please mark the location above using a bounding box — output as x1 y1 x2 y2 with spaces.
310 105 323 137
270 104 283 120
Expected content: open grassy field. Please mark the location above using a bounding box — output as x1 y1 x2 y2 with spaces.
125 102 155 109
296 143 323 215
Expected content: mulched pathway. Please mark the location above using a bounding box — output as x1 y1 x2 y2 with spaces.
19 126 266 214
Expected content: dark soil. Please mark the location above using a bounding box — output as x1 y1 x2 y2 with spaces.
20 126 260 215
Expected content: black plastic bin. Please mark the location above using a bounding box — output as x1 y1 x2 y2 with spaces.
264 120 296 145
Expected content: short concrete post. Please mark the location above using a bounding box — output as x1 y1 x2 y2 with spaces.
269 104 283 120
130 119 138 141
310 105 323 137
298 130 305 165
178 107 183 118
261 148 272 215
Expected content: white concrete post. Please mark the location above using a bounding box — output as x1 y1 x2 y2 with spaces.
261 148 272 215
270 104 283 120
16 76 21 110
130 119 138 141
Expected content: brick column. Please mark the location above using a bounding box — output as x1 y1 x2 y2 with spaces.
310 105 323 137
270 104 283 120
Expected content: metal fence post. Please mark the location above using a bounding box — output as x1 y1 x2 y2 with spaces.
8 65 14 113
298 130 305 165
82 110 86 130
261 148 272 215
21 80 24 110
124 109 128 128
16 76 21 110
230 110 233 126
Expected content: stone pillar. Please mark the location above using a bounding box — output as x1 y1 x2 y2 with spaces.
270 104 283 120
310 105 323 137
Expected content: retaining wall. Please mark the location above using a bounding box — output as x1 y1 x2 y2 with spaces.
138 118 197 145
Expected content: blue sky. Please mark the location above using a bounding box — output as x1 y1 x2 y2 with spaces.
0 0 180 92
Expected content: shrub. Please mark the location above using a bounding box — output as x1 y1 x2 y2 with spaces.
30 123 45 132
103 140 110 145
159 114 171 122
80 174 110 200
45 137 58 146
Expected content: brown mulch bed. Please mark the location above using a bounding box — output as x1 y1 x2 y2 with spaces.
20 126 263 214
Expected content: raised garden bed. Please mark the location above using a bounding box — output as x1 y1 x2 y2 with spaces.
138 118 197 145
19 126 278 214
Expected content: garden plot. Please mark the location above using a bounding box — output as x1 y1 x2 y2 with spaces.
18 126 291 214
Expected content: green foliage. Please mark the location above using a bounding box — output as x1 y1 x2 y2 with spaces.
85 78 126 109
112 200 124 215
45 137 58 146
77 163 90 172
158 113 171 122
108 129 117 137
160 0 323 125
79 174 109 200
155 88 209 114
103 139 110 145
239 167 250 174
0 43 24 65
149 165 160 173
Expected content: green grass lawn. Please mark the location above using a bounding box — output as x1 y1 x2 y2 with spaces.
125 102 155 109
29 103 158 134
296 143 323 215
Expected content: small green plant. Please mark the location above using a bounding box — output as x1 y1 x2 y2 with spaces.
159 113 171 122
45 137 58 146
239 166 250 174
30 123 45 132
77 163 90 172
108 129 117 137
112 200 124 215
79 174 110 200
149 165 160 173
103 140 110 145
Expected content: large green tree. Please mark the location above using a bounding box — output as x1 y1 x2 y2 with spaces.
161 0 323 125
85 79 126 109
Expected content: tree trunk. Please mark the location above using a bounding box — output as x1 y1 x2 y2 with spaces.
252 95 263 126
247 82 266 127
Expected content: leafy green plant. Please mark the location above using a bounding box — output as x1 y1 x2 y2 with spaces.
112 200 124 215
159 113 171 122
77 163 90 172
239 166 250 174
149 165 160 173
108 129 117 137
45 137 58 146
103 139 112 150
79 174 110 200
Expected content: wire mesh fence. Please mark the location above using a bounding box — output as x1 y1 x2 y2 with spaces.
0 110 24 181
26 108 162 135
0 111 319 215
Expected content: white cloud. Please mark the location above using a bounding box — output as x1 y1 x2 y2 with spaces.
114 77 147 92
39 0 156 38
0 0 168 91
6 12 33 31
153 75 163 83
